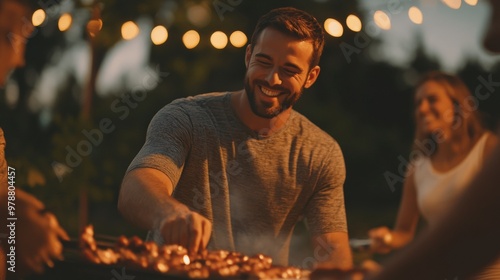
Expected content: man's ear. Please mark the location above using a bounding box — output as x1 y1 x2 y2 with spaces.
245 44 252 68
304 65 320 89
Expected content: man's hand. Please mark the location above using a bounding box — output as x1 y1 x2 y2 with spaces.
16 190 69 276
119 168 212 256
157 205 212 256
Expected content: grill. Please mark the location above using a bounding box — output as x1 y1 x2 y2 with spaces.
27 225 309 280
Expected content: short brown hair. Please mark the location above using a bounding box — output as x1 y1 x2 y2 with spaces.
249 7 325 69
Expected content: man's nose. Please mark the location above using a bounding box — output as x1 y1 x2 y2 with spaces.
266 69 282 86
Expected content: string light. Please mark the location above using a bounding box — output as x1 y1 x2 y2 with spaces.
408 6 423 24
346 14 362 32
324 18 343 37
86 19 102 37
373 10 391 30
442 0 462 9
229 31 247 48
121 21 140 40
183 30 200 49
464 0 478 5
32 9 46 27
210 31 228 49
187 4 211 27
58 13 72 32
43 0 485 48
151 25 168 45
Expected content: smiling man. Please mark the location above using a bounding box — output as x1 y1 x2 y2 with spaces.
119 7 352 268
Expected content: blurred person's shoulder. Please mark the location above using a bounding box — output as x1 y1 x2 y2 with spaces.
0 127 4 146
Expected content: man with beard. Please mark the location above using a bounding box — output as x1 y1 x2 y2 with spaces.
118 7 352 268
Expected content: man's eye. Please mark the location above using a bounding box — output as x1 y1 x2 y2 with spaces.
283 69 297 76
257 60 271 66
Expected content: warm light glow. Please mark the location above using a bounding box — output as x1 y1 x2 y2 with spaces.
408 6 423 24
86 19 103 37
442 0 462 9
324 18 343 37
183 255 191 265
32 9 46 27
58 13 72 32
187 4 211 27
210 31 228 49
121 21 140 40
346 14 362 32
229 31 247 48
464 0 478 5
182 30 200 49
151 25 168 45
373 10 391 30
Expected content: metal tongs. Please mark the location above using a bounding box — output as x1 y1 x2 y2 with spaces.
349 238 372 251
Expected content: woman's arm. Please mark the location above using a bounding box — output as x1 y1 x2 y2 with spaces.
369 128 500 280
369 171 420 253
483 131 499 159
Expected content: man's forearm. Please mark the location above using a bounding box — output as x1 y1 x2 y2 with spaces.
118 168 183 230
313 232 353 270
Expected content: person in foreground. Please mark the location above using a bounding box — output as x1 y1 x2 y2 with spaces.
0 0 69 279
118 7 352 268
310 0 500 279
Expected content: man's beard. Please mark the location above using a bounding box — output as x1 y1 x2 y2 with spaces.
243 74 305 119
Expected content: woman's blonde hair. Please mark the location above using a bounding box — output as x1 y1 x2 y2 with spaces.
412 71 484 156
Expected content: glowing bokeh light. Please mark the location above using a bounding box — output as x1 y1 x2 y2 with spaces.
183 30 200 49
32 9 46 27
121 21 140 40
346 14 362 32
324 18 343 37
151 25 168 45
187 4 211 27
442 0 462 9
210 31 228 49
229 31 247 48
408 6 423 24
86 19 103 37
374 10 391 30
58 13 72 32
464 0 478 5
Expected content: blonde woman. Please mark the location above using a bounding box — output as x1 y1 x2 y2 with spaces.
369 71 499 279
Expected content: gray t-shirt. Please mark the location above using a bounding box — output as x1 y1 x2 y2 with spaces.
127 92 347 265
